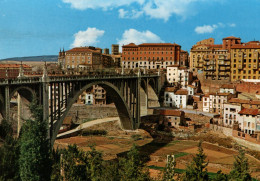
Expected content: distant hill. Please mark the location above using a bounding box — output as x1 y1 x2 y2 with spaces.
0 55 58 62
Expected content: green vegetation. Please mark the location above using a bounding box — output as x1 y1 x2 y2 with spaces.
174 152 189 158
131 134 143 141
19 99 51 181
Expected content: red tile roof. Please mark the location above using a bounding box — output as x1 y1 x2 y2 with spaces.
66 47 101 52
165 87 176 92
139 43 180 47
220 84 235 89
122 43 138 47
160 109 184 117
238 108 259 116
175 89 188 95
0 64 31 68
223 36 241 40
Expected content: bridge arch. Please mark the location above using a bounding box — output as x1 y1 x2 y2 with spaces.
10 86 36 102
52 81 133 144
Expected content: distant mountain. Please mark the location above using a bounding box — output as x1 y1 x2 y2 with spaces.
0 55 58 62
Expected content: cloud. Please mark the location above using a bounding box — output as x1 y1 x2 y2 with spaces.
62 0 221 21
62 0 145 10
117 29 164 48
195 23 236 34
71 27 105 48
118 9 143 19
195 24 218 34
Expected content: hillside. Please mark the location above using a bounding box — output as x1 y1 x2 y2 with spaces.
0 55 58 62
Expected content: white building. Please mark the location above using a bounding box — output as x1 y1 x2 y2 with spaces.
164 88 188 108
238 108 260 135
223 103 241 127
167 66 191 88
203 93 233 115
220 84 236 94
85 93 93 105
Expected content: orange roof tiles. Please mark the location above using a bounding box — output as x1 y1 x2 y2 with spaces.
66 47 101 52
122 43 138 47
160 109 184 117
220 84 235 89
175 89 188 95
223 36 241 40
165 87 176 92
0 64 31 68
139 43 181 46
238 108 259 116
187 85 196 88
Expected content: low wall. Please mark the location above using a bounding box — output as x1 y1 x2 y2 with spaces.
209 124 233 137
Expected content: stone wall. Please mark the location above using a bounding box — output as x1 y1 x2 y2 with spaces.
210 124 233 137
67 104 118 124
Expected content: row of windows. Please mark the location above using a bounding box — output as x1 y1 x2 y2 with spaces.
232 76 260 79
124 47 174 51
124 51 174 55
123 57 174 60
232 70 258 74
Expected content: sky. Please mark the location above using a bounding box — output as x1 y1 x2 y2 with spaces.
0 0 260 59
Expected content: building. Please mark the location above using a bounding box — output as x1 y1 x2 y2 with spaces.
238 108 260 135
93 85 106 105
190 36 242 80
166 65 192 88
85 92 94 105
122 43 184 69
228 98 260 110
160 109 185 128
0 64 32 78
164 88 188 108
203 92 234 115
223 103 242 127
220 84 236 94
230 41 260 81
58 46 115 71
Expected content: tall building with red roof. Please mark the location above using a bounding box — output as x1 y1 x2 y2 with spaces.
121 42 188 69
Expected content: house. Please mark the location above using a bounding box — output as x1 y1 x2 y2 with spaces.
238 108 260 135
164 88 188 108
203 92 233 115
223 103 242 128
160 109 185 128
166 66 192 88
220 84 236 94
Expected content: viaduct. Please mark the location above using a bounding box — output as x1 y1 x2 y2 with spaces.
0 68 162 146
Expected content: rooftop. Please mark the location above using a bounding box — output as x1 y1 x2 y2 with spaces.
160 109 184 117
238 108 259 116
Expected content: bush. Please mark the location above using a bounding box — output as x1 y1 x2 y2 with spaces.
81 129 107 136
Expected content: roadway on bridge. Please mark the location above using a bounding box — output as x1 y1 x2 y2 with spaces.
57 117 120 139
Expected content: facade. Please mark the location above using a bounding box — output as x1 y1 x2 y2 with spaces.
85 92 94 105
223 103 241 127
166 66 192 88
160 109 185 128
220 84 236 94
0 64 32 78
122 43 183 69
203 93 233 115
58 46 115 70
238 108 260 134
164 88 188 108
190 36 241 80
230 41 260 81
93 85 106 105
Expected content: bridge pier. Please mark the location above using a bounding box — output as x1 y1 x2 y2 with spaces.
4 86 10 122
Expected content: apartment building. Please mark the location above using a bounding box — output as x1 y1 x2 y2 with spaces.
203 92 233 115
238 108 260 135
122 43 188 69
190 37 241 80
230 41 260 81
0 64 32 78
166 65 192 88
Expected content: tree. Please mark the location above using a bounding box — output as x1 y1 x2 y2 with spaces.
19 99 51 181
229 148 252 181
163 155 176 181
119 144 151 181
212 170 228 181
0 120 20 181
182 141 209 181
